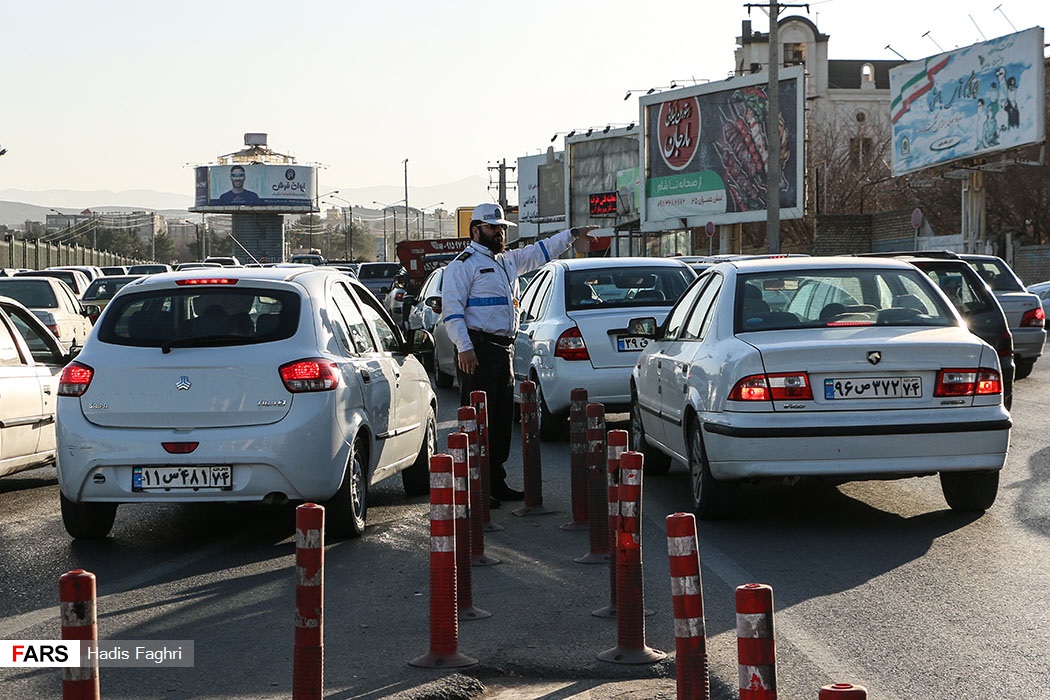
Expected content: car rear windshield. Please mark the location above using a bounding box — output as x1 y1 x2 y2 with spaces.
737 268 957 332
357 264 400 279
0 280 59 308
82 278 138 302
565 267 694 310
963 257 1025 292
96 286 301 348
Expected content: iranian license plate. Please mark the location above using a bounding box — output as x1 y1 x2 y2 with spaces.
132 465 233 491
824 377 922 399
617 336 649 352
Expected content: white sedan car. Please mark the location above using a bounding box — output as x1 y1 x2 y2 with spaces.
56 267 437 539
630 257 1011 518
511 257 696 440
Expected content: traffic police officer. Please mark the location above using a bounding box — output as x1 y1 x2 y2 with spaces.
442 202 598 504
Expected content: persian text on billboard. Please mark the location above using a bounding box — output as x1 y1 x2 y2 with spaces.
889 27 1045 176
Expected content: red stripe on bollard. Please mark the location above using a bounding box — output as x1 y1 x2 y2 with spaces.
667 512 710 700
819 683 868 699
293 503 324 700
576 404 609 564
459 406 500 566
60 569 99 700
737 583 776 700
594 429 627 617
470 390 504 532
409 454 477 668
514 380 554 516
449 432 491 620
598 451 665 665
561 388 590 530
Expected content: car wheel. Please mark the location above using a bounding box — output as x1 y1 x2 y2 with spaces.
630 399 672 475
688 418 737 520
1014 357 1035 380
60 494 117 539
402 408 435 497
940 470 999 512
535 379 565 442
326 437 368 538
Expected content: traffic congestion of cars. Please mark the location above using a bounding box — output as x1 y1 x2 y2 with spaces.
0 246 1041 536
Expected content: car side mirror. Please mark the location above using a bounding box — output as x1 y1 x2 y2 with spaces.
411 328 435 354
425 296 442 314
83 304 101 318
627 316 658 338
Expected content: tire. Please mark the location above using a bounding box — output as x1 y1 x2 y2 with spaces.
60 494 117 539
325 437 368 538
1014 357 1035 380
402 408 435 497
536 379 566 442
629 398 671 475
940 470 999 512
688 419 737 520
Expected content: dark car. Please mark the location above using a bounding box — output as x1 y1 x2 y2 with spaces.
356 262 403 301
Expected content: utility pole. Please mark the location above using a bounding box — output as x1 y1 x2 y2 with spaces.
488 159 516 210
403 159 409 242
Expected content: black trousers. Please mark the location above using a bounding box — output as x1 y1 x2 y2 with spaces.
457 336 514 483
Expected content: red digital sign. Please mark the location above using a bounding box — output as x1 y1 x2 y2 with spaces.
589 192 618 216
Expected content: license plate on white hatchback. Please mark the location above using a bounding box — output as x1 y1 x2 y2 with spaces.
824 377 922 400
617 336 649 352
133 466 233 491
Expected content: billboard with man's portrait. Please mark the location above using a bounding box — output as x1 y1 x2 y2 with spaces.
192 164 318 212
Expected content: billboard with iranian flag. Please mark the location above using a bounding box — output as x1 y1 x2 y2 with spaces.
640 66 804 230
890 27 1045 176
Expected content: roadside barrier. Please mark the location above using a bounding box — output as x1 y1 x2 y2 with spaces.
597 451 665 664
470 390 503 532
819 683 867 699
293 503 324 700
737 583 777 700
594 429 627 617
514 380 553 516
666 512 710 700
576 403 609 564
60 569 99 700
458 406 500 566
409 454 477 668
561 387 590 530
448 432 490 620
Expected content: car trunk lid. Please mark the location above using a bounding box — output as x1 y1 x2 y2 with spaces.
567 307 671 369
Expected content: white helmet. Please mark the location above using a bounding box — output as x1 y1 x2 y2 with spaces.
471 203 516 227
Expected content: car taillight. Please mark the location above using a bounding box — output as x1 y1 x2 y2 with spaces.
175 278 239 286
554 326 590 361
279 358 339 392
58 362 94 397
729 372 813 401
1021 306 1045 328
934 368 1001 397
47 324 60 337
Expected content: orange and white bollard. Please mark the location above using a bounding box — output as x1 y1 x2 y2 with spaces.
819 683 868 699
594 428 627 618
409 454 477 668
293 503 324 700
514 380 553 516
561 387 590 531
576 403 609 564
448 432 490 620
597 451 665 664
737 583 776 700
667 512 710 700
459 406 500 566
60 569 99 700
470 390 503 532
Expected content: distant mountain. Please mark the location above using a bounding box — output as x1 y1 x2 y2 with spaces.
0 176 492 228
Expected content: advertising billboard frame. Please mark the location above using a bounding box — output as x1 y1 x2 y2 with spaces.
190 164 319 214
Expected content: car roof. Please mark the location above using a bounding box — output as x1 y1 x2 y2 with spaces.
548 256 694 271
123 265 355 289
717 255 917 273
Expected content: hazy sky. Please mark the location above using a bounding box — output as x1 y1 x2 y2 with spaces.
2 1 1044 204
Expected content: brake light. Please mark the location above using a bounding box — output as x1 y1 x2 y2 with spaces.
279 358 339 392
729 372 813 401
1021 306 1045 328
934 368 1002 397
175 278 239 286
58 362 94 396
162 442 199 454
47 323 60 337
554 326 590 361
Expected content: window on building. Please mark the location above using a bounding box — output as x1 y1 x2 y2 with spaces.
849 137 873 170
862 63 875 84
784 43 805 66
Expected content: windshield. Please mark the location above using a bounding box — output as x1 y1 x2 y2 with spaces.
358 264 400 280
0 281 59 309
565 266 694 311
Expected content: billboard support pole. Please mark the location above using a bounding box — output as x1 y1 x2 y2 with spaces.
766 0 782 254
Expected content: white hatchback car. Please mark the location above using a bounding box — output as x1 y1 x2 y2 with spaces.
56 267 437 539
510 257 696 440
0 277 96 351
630 257 1011 518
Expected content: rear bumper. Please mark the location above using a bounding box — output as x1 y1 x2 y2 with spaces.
522 362 634 415
1011 326 1045 360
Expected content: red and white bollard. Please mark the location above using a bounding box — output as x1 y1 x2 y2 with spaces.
819 683 868 699
666 512 710 700
561 387 590 531
514 380 553 516
597 451 665 664
459 406 500 566
293 503 324 700
737 583 776 700
409 454 477 668
576 403 609 564
448 432 490 620
471 390 504 532
594 428 627 617
60 569 99 700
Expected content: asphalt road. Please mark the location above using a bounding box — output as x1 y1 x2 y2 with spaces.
2 356 1050 699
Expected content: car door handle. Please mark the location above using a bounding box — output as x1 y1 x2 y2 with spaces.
359 368 371 384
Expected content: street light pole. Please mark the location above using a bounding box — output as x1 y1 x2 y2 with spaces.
403 159 409 243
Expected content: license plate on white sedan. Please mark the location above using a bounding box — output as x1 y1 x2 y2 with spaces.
132 466 233 491
617 336 649 352
824 377 922 400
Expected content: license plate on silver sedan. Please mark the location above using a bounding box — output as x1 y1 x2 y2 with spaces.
617 336 649 352
132 465 233 491
824 377 922 399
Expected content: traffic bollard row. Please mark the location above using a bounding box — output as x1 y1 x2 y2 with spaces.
60 569 99 700
737 583 777 700
449 432 490 620
293 503 324 700
667 512 710 700
459 406 500 565
561 387 590 530
514 380 553 516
